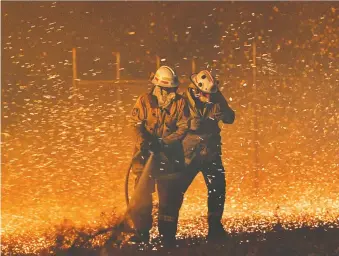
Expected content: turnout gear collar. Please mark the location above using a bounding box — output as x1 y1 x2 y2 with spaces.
186 84 213 118
186 83 200 109
151 66 179 88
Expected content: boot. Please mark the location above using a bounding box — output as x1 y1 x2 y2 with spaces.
158 220 177 248
129 231 150 244
207 222 229 241
161 235 176 248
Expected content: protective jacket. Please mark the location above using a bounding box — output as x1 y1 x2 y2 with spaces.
131 90 189 174
182 83 235 164
132 91 188 144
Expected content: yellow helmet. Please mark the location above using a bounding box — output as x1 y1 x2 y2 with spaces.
152 66 179 88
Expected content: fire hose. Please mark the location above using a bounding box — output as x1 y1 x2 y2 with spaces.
69 151 154 251
125 150 183 207
124 151 139 207
69 150 182 251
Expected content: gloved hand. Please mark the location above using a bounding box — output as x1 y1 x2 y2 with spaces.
213 112 225 122
149 139 164 153
190 118 202 131
140 141 150 153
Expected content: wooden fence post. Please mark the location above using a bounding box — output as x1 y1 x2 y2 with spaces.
112 52 121 80
156 55 160 70
192 58 196 73
72 48 77 93
116 52 120 80
252 38 259 195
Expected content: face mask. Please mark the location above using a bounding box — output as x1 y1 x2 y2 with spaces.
198 91 211 103
192 88 211 103
153 86 176 108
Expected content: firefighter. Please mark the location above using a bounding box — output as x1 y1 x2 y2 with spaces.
129 66 189 246
179 70 235 240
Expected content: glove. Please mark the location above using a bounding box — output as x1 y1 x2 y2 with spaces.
149 139 164 153
140 141 150 153
213 112 224 122
190 118 201 131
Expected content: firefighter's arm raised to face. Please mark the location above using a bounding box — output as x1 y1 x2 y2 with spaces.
213 90 235 124
162 97 190 145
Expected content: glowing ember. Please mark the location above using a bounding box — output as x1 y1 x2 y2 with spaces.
1 2 338 255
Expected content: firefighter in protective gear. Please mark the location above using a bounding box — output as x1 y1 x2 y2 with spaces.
179 70 235 240
129 66 189 246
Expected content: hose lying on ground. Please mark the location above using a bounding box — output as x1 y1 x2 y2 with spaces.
68 151 154 251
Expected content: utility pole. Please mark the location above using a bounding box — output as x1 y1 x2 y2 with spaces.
252 36 259 195
113 52 121 80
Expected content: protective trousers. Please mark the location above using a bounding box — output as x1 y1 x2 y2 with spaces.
179 154 226 228
132 174 182 244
